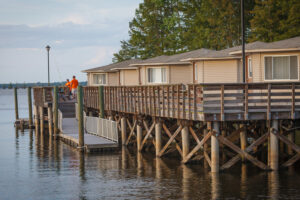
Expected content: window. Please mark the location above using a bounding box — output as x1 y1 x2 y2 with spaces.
147 68 167 83
264 56 298 80
248 58 253 78
92 74 106 85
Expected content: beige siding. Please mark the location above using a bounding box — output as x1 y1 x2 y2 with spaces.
169 64 193 84
195 59 240 83
108 72 119 86
123 69 139 85
251 51 300 82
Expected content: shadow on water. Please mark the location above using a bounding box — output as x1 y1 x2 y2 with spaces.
10 126 300 199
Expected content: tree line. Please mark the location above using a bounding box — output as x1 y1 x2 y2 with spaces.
113 0 300 62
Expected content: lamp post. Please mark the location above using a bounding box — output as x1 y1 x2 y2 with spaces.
241 0 245 83
46 45 51 86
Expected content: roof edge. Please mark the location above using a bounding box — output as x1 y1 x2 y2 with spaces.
181 57 241 62
230 48 300 55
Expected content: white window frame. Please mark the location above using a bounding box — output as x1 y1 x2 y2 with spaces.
264 55 299 81
248 58 253 78
92 73 107 85
146 67 168 84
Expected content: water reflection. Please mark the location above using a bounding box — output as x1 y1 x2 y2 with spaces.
268 171 279 200
211 172 220 200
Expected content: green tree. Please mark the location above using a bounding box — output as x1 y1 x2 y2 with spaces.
249 0 300 42
113 0 184 62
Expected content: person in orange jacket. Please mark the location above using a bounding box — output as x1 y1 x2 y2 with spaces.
65 79 72 95
70 75 79 99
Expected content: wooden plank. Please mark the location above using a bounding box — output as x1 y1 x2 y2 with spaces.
292 83 295 119
158 125 182 157
162 123 183 156
193 85 197 120
140 122 155 150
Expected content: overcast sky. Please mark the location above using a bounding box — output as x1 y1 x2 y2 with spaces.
0 0 142 83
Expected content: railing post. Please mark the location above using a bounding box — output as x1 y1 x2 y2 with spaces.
14 87 19 120
53 86 58 137
98 86 105 118
27 87 33 127
77 86 84 150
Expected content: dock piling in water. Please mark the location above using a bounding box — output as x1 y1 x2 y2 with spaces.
14 88 19 120
27 87 33 127
211 122 220 173
155 120 162 157
53 86 58 137
77 86 84 150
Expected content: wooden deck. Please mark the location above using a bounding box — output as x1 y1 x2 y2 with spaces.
59 118 118 152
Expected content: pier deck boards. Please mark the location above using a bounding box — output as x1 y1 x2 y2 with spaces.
59 118 118 152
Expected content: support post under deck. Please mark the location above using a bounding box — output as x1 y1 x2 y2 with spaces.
137 123 142 152
121 117 127 145
182 126 189 160
39 106 44 135
240 124 247 162
155 121 162 156
270 119 279 170
211 121 220 173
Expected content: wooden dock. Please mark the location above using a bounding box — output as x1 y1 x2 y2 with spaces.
59 117 118 152
16 82 299 174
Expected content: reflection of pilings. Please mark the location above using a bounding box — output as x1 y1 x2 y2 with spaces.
240 164 247 199
268 171 279 200
155 158 163 180
39 106 44 135
29 129 33 151
79 152 86 181
211 172 220 200
121 147 127 170
137 152 143 177
203 128 209 169
182 165 193 200
34 105 39 135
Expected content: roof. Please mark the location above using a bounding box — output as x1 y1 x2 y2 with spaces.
230 36 300 55
82 59 142 73
130 48 216 66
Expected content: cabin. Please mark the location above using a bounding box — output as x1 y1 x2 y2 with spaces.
82 59 142 86
129 49 216 85
183 36 300 84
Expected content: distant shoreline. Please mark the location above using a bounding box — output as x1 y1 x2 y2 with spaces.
0 81 87 89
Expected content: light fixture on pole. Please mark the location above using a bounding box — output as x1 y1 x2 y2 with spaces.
46 45 51 86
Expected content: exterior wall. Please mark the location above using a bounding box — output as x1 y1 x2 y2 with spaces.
107 72 119 86
195 59 240 83
140 65 170 85
122 69 139 86
169 64 193 84
251 51 300 82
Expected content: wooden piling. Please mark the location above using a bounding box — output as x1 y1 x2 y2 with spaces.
270 119 279 170
77 86 84 150
137 123 142 151
211 121 220 173
34 105 39 134
203 128 209 169
39 106 44 135
121 117 127 145
14 87 19 120
155 121 162 156
240 124 247 162
27 87 33 126
287 129 295 156
98 86 105 118
48 106 53 136
181 126 189 160
53 86 58 136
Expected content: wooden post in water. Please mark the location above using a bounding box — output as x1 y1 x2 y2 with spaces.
27 87 33 127
240 124 247 162
39 106 44 134
53 86 58 137
98 86 105 118
77 86 84 150
270 119 279 170
181 125 189 160
211 121 220 173
137 121 142 151
14 87 19 120
121 117 127 145
34 105 39 134
155 120 162 156
48 106 53 136
203 128 208 169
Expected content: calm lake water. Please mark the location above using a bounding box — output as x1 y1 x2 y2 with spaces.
0 89 300 200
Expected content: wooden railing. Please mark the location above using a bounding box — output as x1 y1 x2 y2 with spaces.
33 82 300 121
33 86 69 107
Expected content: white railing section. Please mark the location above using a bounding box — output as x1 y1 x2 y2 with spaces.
58 109 63 131
84 116 118 143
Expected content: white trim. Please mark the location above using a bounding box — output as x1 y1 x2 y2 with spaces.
91 73 108 86
263 54 299 82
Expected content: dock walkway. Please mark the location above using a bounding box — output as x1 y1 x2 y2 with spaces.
58 101 118 152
